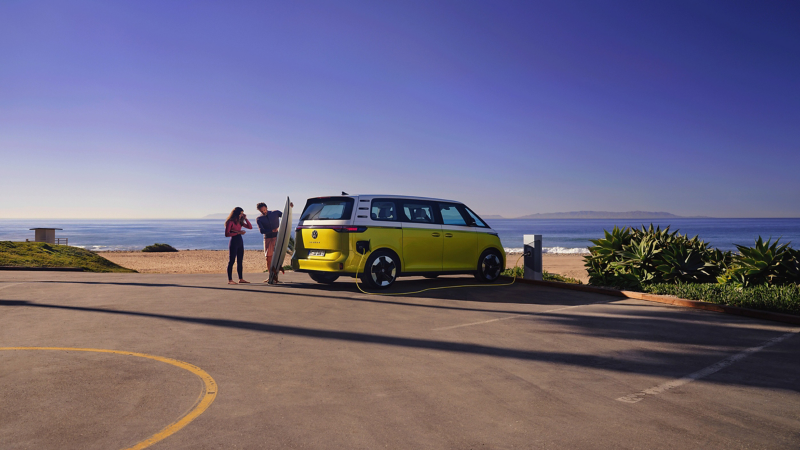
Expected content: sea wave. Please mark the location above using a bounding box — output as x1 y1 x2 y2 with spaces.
89 245 144 252
504 247 590 255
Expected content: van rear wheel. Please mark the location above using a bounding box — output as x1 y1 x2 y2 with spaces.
309 272 339 284
475 249 503 283
361 250 398 289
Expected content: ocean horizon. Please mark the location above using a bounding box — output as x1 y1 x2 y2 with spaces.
2 218 799 255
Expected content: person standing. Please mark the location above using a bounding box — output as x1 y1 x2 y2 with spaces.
256 201 292 283
225 207 252 285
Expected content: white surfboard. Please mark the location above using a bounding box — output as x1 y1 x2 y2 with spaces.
268 197 292 284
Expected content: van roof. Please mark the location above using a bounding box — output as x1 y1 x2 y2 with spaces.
310 194 462 204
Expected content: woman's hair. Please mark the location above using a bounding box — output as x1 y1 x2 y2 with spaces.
226 207 244 225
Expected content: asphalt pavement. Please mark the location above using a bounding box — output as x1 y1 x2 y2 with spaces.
1 271 798 449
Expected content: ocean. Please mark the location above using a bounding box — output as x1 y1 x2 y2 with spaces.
1 218 798 254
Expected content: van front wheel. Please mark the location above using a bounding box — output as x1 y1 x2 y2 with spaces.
361 250 398 289
475 250 503 283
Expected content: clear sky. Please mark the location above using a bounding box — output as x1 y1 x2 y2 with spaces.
1 1 798 219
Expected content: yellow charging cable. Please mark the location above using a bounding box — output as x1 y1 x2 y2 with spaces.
354 252 525 296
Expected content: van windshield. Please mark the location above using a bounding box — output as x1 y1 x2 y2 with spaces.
300 198 355 221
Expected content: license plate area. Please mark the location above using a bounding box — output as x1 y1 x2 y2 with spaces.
309 250 326 257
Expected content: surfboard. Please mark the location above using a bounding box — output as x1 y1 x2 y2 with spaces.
268 197 292 284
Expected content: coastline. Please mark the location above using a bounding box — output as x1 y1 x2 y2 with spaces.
102 251 589 283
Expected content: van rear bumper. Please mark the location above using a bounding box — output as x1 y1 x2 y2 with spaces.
293 257 355 273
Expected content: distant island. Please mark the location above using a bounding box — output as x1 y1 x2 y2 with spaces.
514 211 709 219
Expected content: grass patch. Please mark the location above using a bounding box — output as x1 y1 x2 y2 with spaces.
0 241 136 273
502 266 582 284
142 243 178 252
643 283 800 316
544 272 582 284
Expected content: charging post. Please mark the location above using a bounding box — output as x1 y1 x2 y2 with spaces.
523 234 543 281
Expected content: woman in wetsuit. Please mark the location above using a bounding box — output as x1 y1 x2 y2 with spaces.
225 207 252 285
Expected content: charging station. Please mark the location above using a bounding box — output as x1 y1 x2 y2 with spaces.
524 234 543 281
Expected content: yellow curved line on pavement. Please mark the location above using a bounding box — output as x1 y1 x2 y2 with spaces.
0 347 217 450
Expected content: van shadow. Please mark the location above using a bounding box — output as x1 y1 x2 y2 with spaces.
288 274 599 305
33 276 600 316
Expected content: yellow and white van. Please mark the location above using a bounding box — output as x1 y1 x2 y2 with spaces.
292 195 506 288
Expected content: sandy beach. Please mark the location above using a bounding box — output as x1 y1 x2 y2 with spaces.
102 250 291 276
102 251 589 283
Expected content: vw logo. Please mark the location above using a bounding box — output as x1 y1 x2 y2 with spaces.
311 230 318 239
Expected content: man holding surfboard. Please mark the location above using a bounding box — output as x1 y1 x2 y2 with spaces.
257 201 292 283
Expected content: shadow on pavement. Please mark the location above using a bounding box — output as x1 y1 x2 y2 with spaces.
1 298 798 393
29 278 594 317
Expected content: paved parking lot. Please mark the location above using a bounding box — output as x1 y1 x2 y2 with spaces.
1 271 798 449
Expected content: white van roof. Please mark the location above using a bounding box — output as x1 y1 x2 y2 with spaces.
311 194 462 204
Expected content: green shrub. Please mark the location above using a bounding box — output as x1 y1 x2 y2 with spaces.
578 225 800 289
501 266 581 284
543 271 582 284
722 237 800 287
643 283 800 316
502 266 524 278
142 243 178 253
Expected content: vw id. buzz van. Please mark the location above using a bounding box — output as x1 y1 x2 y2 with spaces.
292 195 506 289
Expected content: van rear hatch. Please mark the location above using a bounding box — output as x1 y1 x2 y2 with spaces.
296 197 356 258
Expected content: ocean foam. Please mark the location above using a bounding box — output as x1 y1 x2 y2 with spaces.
504 247 590 255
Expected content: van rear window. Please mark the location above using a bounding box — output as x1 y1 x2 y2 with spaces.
300 198 355 221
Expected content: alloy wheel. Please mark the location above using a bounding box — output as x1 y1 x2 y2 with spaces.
481 253 502 281
370 255 397 287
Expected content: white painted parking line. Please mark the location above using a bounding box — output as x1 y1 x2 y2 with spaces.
617 329 800 404
0 283 22 291
432 301 614 331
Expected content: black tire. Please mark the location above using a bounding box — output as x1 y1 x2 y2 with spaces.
475 249 503 283
424 275 439 279
360 250 399 289
309 272 339 284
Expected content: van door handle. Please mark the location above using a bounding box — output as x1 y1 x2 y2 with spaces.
431 232 441 237
444 233 453 238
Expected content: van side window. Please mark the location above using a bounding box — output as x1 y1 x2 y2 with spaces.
401 203 435 224
371 201 397 221
439 203 467 226
461 206 489 228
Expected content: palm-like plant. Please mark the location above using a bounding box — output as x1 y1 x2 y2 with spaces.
727 237 799 287
585 224 741 288
612 235 662 283
655 245 718 284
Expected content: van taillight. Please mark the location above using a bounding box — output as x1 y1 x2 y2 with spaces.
335 226 367 233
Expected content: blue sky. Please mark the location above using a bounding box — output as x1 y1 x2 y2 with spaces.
1 1 798 218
